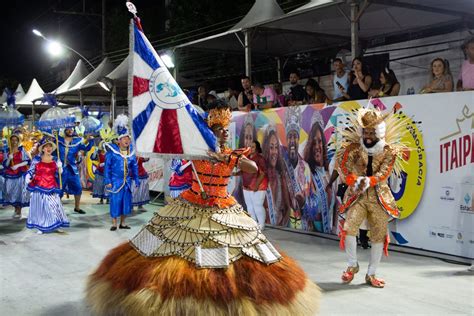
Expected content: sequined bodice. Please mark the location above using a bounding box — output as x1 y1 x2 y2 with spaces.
180 148 244 208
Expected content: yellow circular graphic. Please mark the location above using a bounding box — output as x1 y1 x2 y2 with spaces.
388 114 426 219
86 148 99 181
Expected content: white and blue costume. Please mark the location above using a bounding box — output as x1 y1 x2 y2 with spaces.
104 143 139 218
55 135 93 196
91 149 108 200
26 155 69 233
132 157 150 206
3 145 30 207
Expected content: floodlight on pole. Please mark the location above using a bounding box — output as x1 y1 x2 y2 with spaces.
32 29 96 70
161 54 175 68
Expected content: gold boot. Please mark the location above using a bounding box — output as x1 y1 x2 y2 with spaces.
341 263 359 283
365 274 386 288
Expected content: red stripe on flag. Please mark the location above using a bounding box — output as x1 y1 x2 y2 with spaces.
133 76 149 97
154 109 183 154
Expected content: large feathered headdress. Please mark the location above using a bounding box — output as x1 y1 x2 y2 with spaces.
338 106 412 177
113 114 131 140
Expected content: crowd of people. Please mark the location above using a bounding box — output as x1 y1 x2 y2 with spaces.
0 114 151 233
192 37 474 112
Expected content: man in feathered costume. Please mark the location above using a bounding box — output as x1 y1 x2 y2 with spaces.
337 106 410 288
56 119 94 214
104 115 139 231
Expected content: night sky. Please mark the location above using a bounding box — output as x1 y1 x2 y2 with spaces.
0 0 155 91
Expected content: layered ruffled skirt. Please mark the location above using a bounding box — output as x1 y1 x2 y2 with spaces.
26 190 69 232
86 198 320 315
92 173 108 199
3 175 30 207
133 176 150 206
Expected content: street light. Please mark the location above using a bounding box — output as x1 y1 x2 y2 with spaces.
32 29 96 70
161 53 175 68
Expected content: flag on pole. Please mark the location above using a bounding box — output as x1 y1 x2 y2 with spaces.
128 17 216 157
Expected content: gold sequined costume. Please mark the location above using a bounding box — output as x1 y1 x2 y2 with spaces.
336 107 411 287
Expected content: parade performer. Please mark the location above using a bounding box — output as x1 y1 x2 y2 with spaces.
91 141 108 204
25 138 69 234
0 145 5 206
86 106 320 315
56 123 93 214
132 156 150 209
168 158 192 198
104 115 139 231
337 107 410 288
3 131 30 218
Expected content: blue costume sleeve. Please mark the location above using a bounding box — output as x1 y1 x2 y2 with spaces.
104 151 113 186
27 156 40 178
80 139 94 153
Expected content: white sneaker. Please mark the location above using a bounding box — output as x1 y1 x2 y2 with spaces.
12 213 21 219
468 264 474 272
36 230 43 235
56 229 65 233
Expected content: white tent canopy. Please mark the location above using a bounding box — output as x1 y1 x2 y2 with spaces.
15 84 25 101
0 89 7 104
16 79 44 107
105 55 128 82
69 57 115 91
231 0 284 31
53 59 90 95
56 58 116 103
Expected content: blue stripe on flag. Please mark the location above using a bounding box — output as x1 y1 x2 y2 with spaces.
134 25 159 70
185 104 217 152
133 100 156 139
391 231 409 245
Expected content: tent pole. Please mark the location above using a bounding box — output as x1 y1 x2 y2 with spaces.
244 29 252 79
350 0 359 60
31 103 36 125
276 57 282 83
79 90 84 106
111 84 116 121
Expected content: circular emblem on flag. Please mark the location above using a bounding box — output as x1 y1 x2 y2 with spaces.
149 68 188 110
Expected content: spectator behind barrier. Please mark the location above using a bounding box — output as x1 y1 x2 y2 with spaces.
273 82 286 107
252 82 277 110
195 85 211 112
226 85 240 110
332 58 350 101
368 81 383 99
421 58 454 94
305 78 332 105
339 57 372 101
379 67 400 97
286 71 307 106
457 37 474 91
238 76 253 112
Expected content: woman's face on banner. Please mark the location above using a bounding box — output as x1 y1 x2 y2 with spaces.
243 124 254 147
269 134 279 168
313 129 324 166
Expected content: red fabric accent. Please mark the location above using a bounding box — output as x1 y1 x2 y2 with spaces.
30 161 58 189
154 109 183 154
338 219 346 250
137 157 148 177
133 76 150 97
5 151 27 176
384 234 390 257
346 174 357 186
97 153 105 174
368 176 377 187
134 17 143 31
242 152 268 191
169 160 192 188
